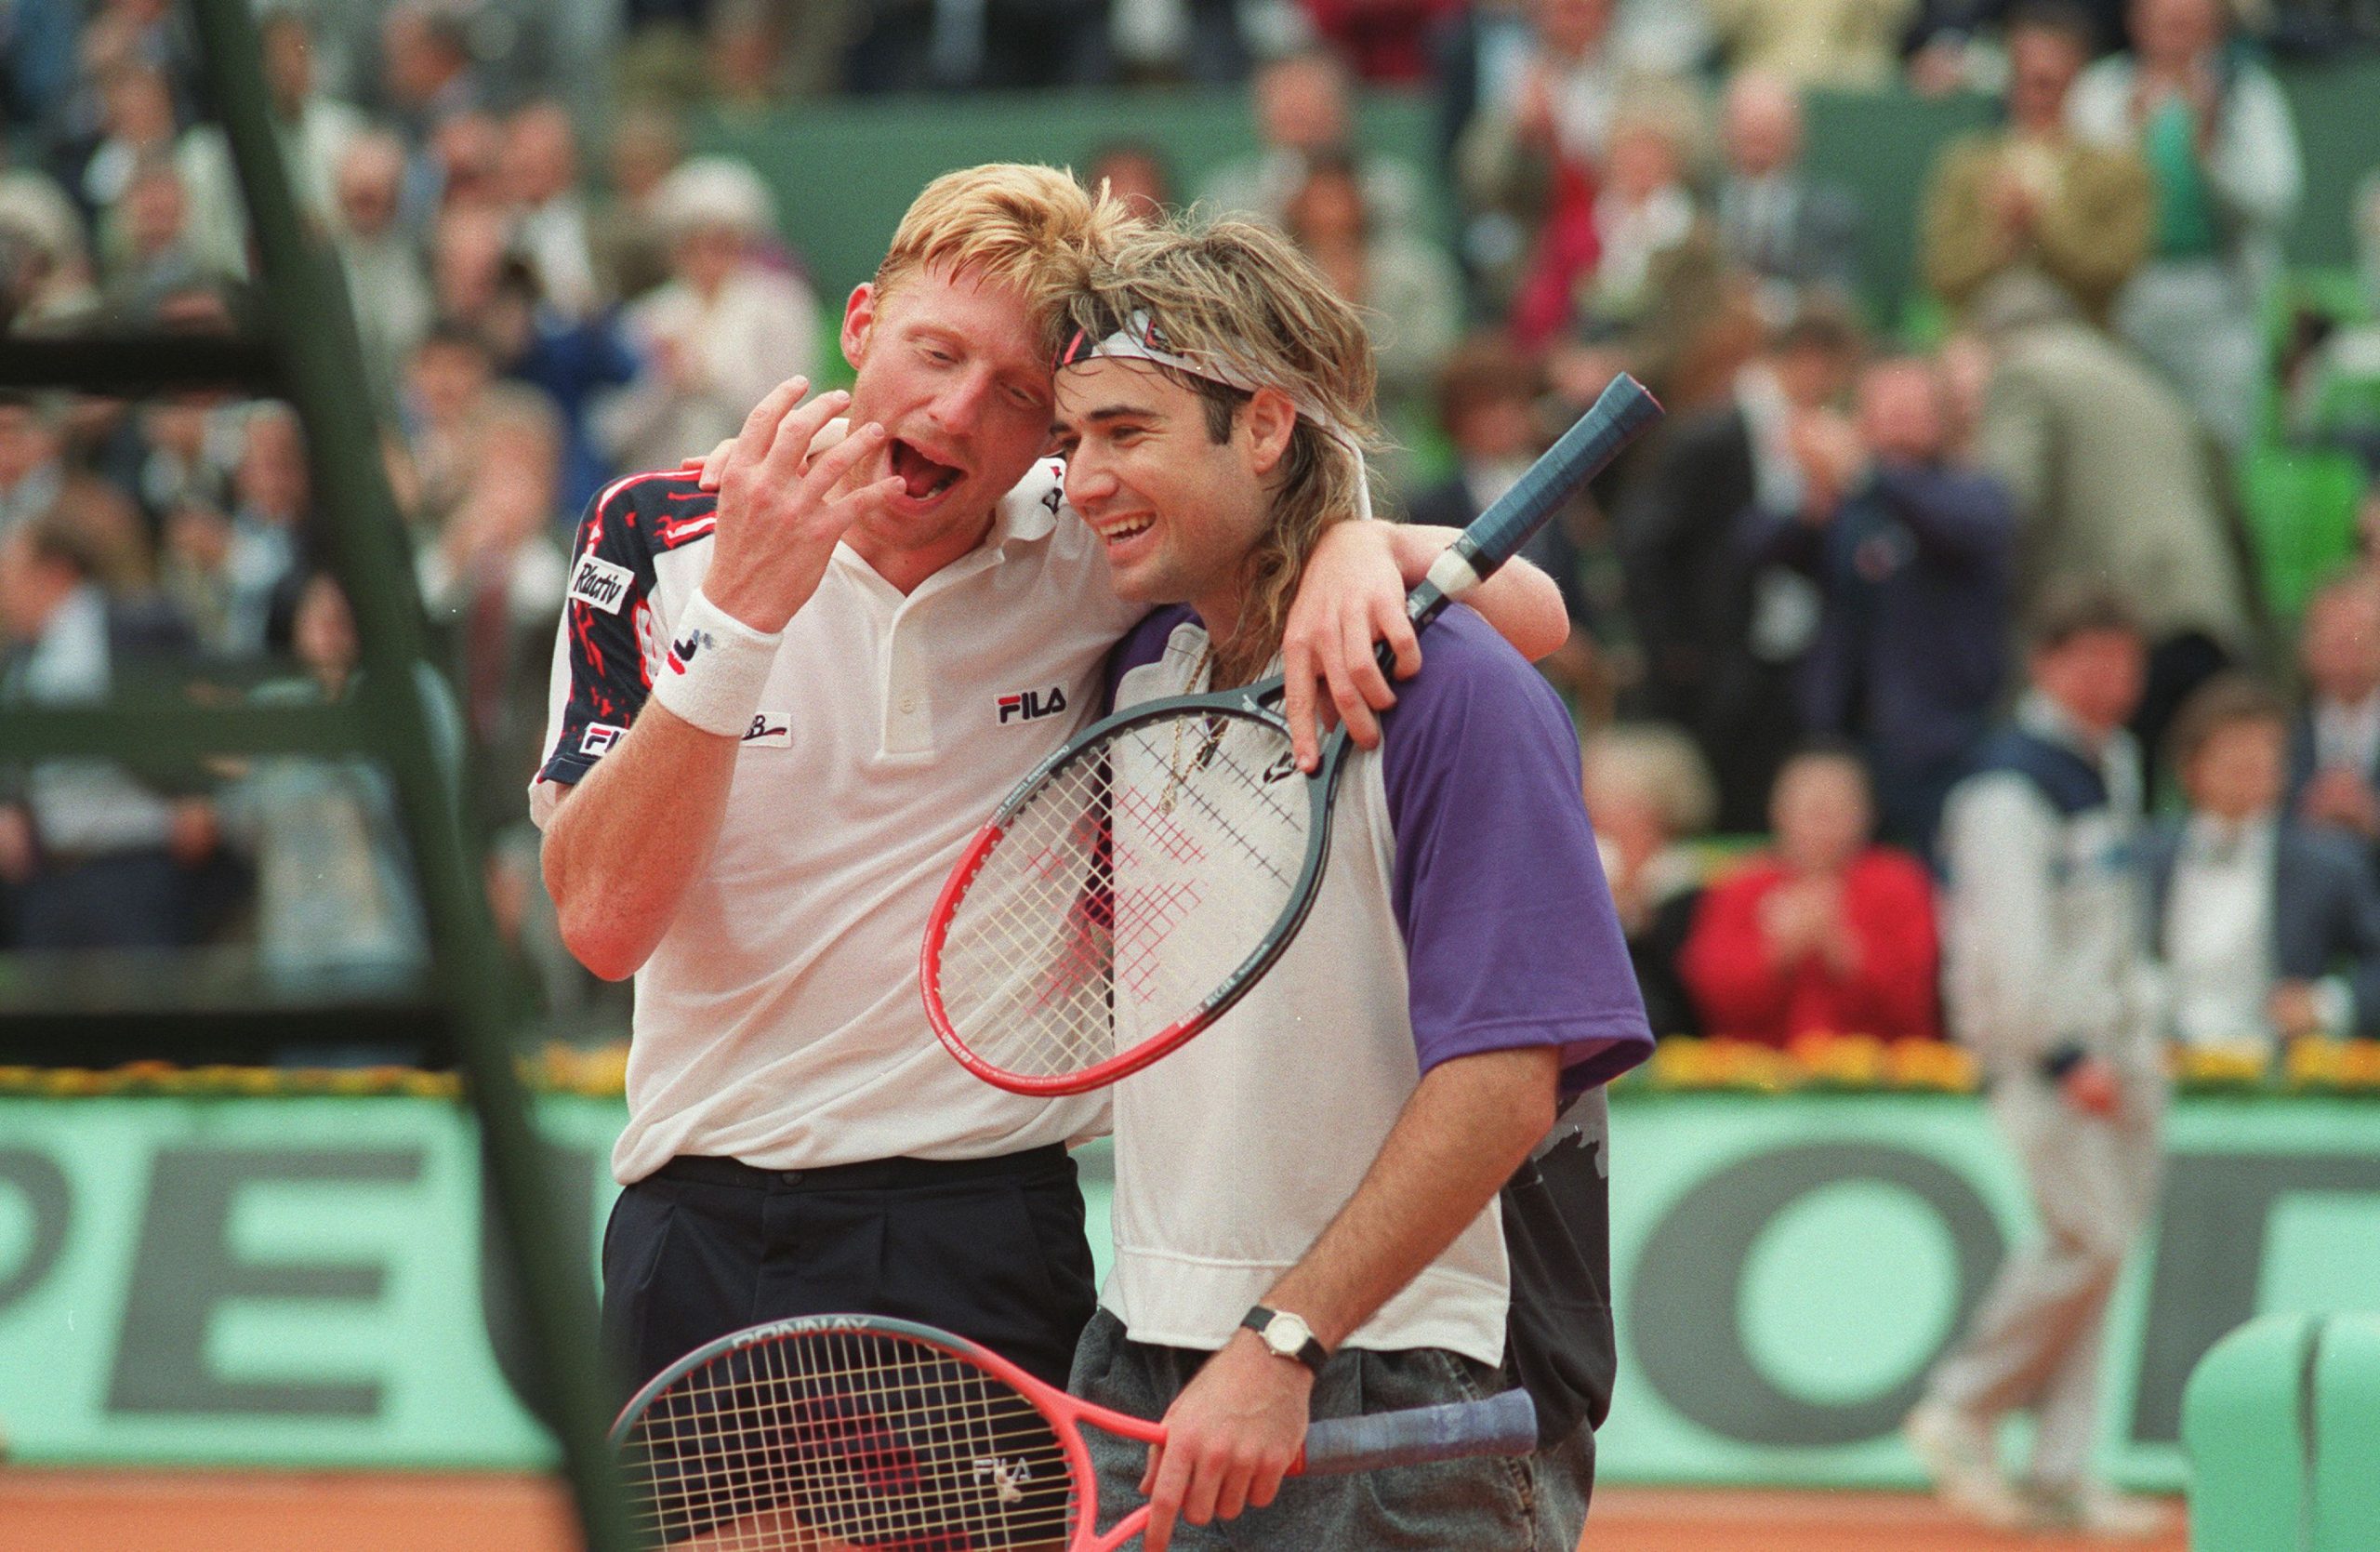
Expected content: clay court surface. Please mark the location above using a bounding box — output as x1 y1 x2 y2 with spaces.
0 1472 2188 1550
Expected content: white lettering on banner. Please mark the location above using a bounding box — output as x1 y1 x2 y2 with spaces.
567 553 635 615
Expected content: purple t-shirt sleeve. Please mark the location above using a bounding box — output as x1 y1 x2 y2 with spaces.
1382 607 1654 1094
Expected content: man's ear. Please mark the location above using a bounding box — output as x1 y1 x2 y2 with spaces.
1243 386 1299 478
840 284 877 372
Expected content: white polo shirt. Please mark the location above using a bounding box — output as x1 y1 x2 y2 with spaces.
531 457 1144 1183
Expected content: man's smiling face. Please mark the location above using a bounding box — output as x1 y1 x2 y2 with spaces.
1051 357 1291 635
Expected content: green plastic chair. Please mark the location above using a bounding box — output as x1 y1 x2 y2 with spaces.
2311 1313 2380 1551
2183 1312 2318 1552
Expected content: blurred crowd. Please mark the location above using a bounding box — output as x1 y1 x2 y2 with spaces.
4 0 2380 1060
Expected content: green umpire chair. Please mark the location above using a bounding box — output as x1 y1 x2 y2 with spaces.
2183 1312 2380 1551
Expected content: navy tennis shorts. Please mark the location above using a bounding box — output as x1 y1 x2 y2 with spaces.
602 1144 1097 1406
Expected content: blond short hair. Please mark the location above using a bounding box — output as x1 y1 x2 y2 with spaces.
876 164 1133 346
1582 723 1719 838
1052 217 1380 683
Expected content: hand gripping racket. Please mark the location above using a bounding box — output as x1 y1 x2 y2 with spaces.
920 374 1662 1096
612 1312 1537 1550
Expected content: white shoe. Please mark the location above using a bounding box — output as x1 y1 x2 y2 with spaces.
1903 1400 2032 1529
2032 1482 2174 1539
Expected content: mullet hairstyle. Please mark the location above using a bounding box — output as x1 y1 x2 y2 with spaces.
1052 219 1382 687
876 164 1136 348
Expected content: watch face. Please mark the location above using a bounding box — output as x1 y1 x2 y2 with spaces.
1265 1312 1313 1354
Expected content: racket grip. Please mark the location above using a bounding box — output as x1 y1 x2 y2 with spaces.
1297 1388 1539 1476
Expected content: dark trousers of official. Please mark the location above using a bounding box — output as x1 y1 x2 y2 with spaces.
600 1145 1098 1404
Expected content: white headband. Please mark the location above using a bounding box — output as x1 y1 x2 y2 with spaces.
1056 312 1375 523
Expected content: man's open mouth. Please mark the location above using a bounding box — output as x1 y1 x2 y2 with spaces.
890 439 964 500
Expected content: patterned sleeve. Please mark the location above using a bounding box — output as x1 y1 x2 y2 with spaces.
530 474 678 813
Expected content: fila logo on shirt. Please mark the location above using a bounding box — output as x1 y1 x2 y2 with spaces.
580 723 627 757
567 553 634 614
997 686 1069 724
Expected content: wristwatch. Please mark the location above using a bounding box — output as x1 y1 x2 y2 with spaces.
1242 1306 1329 1375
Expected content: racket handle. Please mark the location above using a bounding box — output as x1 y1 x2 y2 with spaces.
1297 1387 1539 1476
1406 374 1662 633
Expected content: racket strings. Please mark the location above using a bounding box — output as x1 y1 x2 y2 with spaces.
933 712 1310 1081
621 1327 1077 1549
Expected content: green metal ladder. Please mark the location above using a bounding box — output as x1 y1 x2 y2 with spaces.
0 3 632 1545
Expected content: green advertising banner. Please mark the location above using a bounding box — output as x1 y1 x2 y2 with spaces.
2 1094 2375 1486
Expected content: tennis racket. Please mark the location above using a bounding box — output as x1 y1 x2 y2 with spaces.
919 373 1661 1096
612 1311 1536 1551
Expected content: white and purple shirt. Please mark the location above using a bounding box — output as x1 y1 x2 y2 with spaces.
1100 604 1651 1366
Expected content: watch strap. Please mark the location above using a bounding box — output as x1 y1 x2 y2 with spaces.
1242 1305 1329 1375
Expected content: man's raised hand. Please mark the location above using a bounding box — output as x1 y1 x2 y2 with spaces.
699 377 906 634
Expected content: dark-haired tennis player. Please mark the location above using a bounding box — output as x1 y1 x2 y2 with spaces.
531 165 1570 1418
1048 221 1653 1551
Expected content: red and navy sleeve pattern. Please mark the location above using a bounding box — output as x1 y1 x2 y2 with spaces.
538 470 713 786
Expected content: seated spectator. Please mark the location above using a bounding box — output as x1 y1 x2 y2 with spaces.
1704 0 1916 88
2068 0 2303 452
2146 675 2380 1048
1922 1 2152 328
1408 338 1615 707
1583 723 1716 1039
1712 73 1860 314
1575 84 1702 338
330 130 433 417
0 511 220 952
1742 352 2016 859
0 140 101 329
1279 153 1460 451
0 391 65 537
478 256 638 520
178 7 364 281
1199 46 1427 240
99 155 211 312
589 106 682 305
499 100 600 321
400 318 496 524
1617 301 1863 833
79 59 180 219
1085 141 1173 223
595 157 816 481
1970 273 2256 763
1680 745 1941 1045
2289 573 2380 846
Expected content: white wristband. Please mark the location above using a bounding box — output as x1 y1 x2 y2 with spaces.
652 588 782 738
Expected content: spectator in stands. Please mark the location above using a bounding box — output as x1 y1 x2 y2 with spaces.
1679 745 1940 1045
1910 582 2168 1539
1575 83 1703 338
99 155 207 311
1705 0 1917 88
1084 141 1173 223
0 392 64 537
1618 302 1863 833
1970 273 2258 763
479 255 639 519
1741 352 2016 859
2147 674 2380 1051
1456 0 1627 338
217 404 308 658
591 106 681 304
500 100 600 321
2068 0 2303 453
0 137 100 329
179 7 364 281
2288 573 2380 845
0 511 219 951
1302 0 1467 84
1712 73 1861 314
78 59 178 219
1279 152 1460 450
331 130 433 417
1408 338 1614 707
401 318 496 525
1922 1 2153 328
379 4 483 145
594 156 817 480
1582 723 1715 1039
1200 46 1426 242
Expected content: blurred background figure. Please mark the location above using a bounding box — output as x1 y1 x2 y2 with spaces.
2288 572 2380 850
1201 46 1425 240
2146 674 2380 1054
1968 273 2259 764
1085 139 1174 222
1704 0 1916 88
1582 723 1715 1040
1912 583 2167 1540
589 105 684 304
499 99 600 320
1922 0 2152 328
1739 352 2016 859
330 129 433 417
2068 0 2304 453
178 6 364 281
1712 72 1860 317
1619 302 1863 832
1567 82 1702 341
1679 744 1940 1047
595 156 815 479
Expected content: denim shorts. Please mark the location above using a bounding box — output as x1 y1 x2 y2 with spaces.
1069 1307 1593 1551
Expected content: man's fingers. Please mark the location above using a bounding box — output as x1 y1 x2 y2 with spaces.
1281 636 1319 773
1143 1445 1192 1552
1377 595 1422 681
802 418 888 497
1332 613 1386 750
759 389 850 484
1340 609 1398 710
696 438 736 491
1176 1445 1223 1530
1211 1458 1252 1522
733 377 809 467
